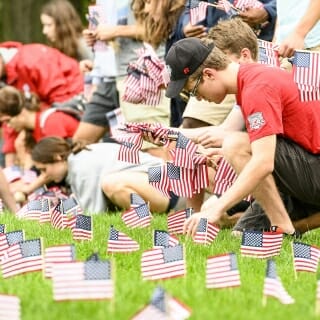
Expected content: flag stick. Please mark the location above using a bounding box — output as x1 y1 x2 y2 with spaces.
291 242 297 280
262 294 267 307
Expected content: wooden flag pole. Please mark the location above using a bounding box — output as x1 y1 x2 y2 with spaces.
291 242 297 280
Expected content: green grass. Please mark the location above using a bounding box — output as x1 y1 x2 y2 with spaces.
1 212 320 320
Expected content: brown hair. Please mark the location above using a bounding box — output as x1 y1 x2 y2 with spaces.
31 136 72 164
41 0 84 59
0 86 40 116
208 17 258 61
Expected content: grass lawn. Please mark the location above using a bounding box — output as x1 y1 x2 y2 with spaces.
0 211 320 320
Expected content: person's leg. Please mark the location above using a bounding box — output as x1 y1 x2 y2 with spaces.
101 171 170 213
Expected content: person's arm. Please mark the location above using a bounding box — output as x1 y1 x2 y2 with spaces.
0 169 18 213
278 0 320 57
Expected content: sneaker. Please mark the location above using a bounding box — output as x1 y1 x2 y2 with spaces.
232 200 271 232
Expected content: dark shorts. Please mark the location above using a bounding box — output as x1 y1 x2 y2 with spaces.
273 137 320 216
81 81 119 127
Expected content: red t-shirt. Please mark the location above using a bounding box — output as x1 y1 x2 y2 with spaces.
236 63 320 154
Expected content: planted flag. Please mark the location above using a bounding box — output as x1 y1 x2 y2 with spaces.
168 208 193 235
62 197 83 215
293 242 320 273
141 244 186 280
122 203 151 228
107 226 139 253
173 133 197 169
148 165 170 198
0 230 24 260
154 230 179 248
0 294 20 320
16 199 42 220
72 215 93 240
263 260 295 304
44 244 76 278
0 239 43 278
130 193 146 207
52 260 114 301
206 253 241 289
240 230 283 258
193 218 220 245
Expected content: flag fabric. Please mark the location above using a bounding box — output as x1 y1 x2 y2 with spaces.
44 244 76 278
21 169 38 184
107 226 140 253
72 215 93 241
3 166 22 183
50 201 65 229
39 198 53 224
167 208 194 235
0 239 43 278
190 1 209 25
132 286 191 320
16 199 43 220
153 230 179 248
240 230 283 258
52 260 114 301
193 218 220 245
117 133 143 164
121 203 151 229
62 197 83 216
263 260 295 304
173 133 197 169
293 242 320 273
0 225 5 234
258 39 280 67
292 50 320 101
130 193 146 207
106 107 125 137
141 245 186 280
234 0 263 10
0 294 20 320
206 253 241 289
0 230 24 260
148 165 170 198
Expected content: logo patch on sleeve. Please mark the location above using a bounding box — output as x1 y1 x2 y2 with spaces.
247 112 266 130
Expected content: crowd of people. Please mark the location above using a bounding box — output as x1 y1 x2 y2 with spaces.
0 0 319 238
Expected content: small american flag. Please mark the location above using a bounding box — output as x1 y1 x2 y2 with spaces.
240 230 283 258
39 198 53 224
173 133 198 169
292 50 320 101
16 199 42 220
141 244 186 280
0 238 43 278
62 197 83 216
2 166 22 183
148 165 170 198
153 230 179 248
258 39 280 67
21 169 37 184
117 133 143 164
0 230 24 260
263 260 295 304
51 201 65 229
52 260 114 301
293 242 320 273
0 294 20 320
234 0 263 10
106 107 125 137
167 208 194 235
130 193 146 207
206 253 241 289
107 226 140 253
0 224 5 233
193 218 220 245
44 244 76 278
190 1 209 25
132 286 191 320
72 215 93 241
122 203 151 229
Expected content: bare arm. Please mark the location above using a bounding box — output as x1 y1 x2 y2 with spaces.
279 0 320 57
0 169 18 213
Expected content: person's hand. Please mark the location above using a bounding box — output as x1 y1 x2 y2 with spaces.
197 130 225 148
183 23 207 38
83 29 97 46
141 130 165 146
79 60 93 73
95 25 119 42
239 7 268 26
278 32 305 58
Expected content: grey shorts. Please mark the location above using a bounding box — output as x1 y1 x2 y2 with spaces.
81 81 119 127
273 137 320 217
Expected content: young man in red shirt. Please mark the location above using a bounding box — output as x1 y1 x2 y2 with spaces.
165 37 320 237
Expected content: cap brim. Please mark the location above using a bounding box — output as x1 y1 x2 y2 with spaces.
165 78 187 98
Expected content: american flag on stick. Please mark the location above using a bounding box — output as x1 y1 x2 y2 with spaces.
0 294 20 320
117 133 143 164
122 203 151 229
106 107 125 137
107 226 140 253
292 50 320 101
234 0 263 10
141 245 186 281
167 208 194 235
206 253 241 289
72 215 93 241
0 224 5 234
193 218 220 245
190 1 209 25
0 238 43 278
263 260 295 305
292 242 320 273
130 193 146 207
16 199 42 220
0 230 24 260
148 165 170 198
258 39 280 67
52 260 114 301
132 286 191 320
173 133 198 169
62 196 83 216
44 244 76 278
240 230 283 258
153 230 179 248
39 198 53 224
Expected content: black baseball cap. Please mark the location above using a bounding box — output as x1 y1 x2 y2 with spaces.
165 38 214 98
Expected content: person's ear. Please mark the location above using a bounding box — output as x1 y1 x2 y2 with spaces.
203 67 216 80
240 48 252 62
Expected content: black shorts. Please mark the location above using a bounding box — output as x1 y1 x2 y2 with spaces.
81 81 119 127
273 137 320 215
